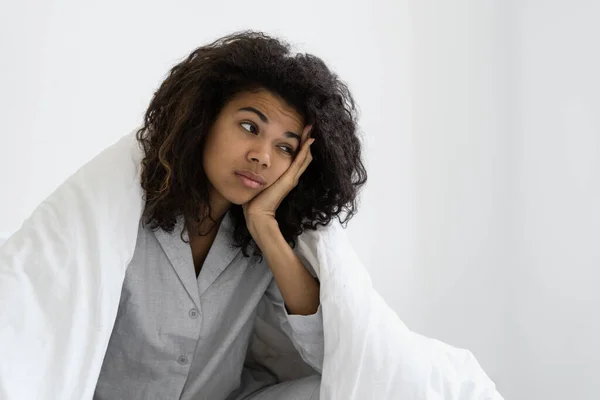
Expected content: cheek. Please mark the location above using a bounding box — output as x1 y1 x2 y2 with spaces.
203 130 234 165
202 140 216 172
202 136 229 186
267 160 293 184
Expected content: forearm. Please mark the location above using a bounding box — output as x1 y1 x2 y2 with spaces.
248 218 320 315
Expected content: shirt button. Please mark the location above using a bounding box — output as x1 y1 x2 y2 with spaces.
189 308 199 319
177 355 188 365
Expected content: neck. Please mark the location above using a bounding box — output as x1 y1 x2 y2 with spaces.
187 189 231 236
205 188 232 222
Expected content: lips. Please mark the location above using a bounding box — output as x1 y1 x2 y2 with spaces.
235 170 266 186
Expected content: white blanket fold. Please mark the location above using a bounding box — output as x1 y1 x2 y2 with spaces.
0 132 503 400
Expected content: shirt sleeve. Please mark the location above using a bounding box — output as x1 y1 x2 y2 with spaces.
263 276 324 373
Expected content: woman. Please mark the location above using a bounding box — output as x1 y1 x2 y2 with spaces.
93 31 367 399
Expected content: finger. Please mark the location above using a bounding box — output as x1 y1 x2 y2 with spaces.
297 138 314 170
294 143 314 180
302 125 313 142
290 137 314 171
286 126 313 174
296 153 313 180
284 136 315 186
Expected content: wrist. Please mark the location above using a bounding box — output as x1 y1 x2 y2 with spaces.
248 216 279 242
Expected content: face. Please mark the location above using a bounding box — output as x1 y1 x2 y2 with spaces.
202 89 305 209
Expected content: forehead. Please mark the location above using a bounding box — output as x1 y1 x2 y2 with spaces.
226 89 304 128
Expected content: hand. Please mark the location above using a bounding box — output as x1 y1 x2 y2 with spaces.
242 125 314 228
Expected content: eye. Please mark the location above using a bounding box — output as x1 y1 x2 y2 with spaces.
241 122 257 134
279 145 295 155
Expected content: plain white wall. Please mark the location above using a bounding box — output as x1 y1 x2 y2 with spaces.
512 1 600 399
411 0 513 392
411 1 600 399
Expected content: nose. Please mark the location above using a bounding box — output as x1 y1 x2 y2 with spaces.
247 145 271 168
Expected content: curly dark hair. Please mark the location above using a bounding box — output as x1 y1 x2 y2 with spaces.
136 30 367 257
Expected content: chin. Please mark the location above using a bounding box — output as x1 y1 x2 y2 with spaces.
223 189 257 206
227 198 247 206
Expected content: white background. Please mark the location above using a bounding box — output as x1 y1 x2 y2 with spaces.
1 1 598 399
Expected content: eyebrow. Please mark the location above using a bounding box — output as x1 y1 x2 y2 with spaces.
238 107 301 143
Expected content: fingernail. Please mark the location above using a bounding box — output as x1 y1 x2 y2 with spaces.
309 138 315 145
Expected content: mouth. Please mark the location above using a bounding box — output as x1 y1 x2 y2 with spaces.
235 171 266 189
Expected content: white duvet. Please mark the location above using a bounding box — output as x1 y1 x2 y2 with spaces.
0 132 503 400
